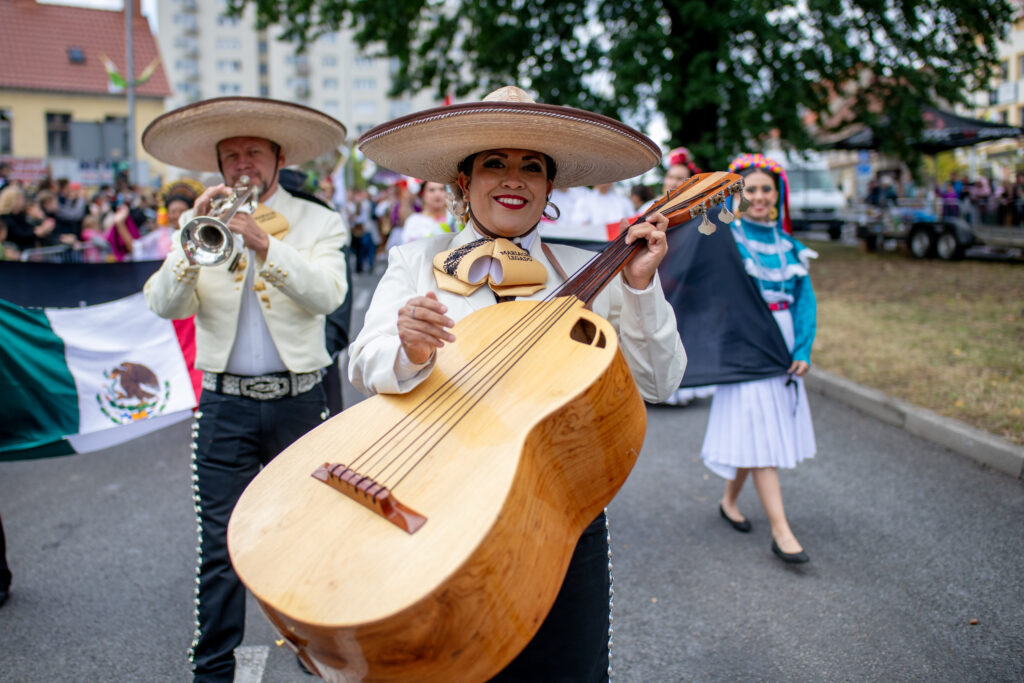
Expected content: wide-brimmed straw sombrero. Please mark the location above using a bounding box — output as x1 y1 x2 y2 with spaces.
142 97 347 172
357 86 660 189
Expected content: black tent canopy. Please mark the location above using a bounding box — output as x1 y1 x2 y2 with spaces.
828 105 1023 154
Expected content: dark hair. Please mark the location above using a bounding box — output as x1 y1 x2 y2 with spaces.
457 152 558 182
630 184 654 203
737 164 780 190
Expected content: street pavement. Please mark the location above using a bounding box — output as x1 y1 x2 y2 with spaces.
1 264 1022 682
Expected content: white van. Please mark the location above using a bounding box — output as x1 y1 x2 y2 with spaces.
781 151 848 239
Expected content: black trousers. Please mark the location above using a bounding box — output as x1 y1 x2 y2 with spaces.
0 512 11 593
190 385 327 683
489 512 611 683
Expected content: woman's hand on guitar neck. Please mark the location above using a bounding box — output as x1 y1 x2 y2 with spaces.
399 292 455 365
621 211 669 291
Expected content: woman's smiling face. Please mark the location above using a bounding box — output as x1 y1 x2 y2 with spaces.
741 169 779 223
459 148 552 238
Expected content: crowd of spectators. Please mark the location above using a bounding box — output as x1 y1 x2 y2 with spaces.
0 163 193 263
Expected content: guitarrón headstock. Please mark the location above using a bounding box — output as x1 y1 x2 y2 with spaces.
638 172 745 235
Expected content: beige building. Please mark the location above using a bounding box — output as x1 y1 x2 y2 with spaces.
0 0 171 185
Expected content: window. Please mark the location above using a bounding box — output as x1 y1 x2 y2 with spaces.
67 47 85 64
322 55 337 67
319 33 337 44
217 14 239 27
1000 59 1009 81
217 59 242 73
354 78 376 90
1000 109 1009 124
46 113 72 157
173 13 197 27
259 85 269 97
354 56 374 68
323 77 339 89
0 110 11 155
219 83 242 95
216 38 240 50
1018 53 1024 80
1018 106 1024 126
324 100 340 112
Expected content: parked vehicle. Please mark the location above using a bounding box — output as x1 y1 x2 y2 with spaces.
783 151 848 240
853 196 1024 260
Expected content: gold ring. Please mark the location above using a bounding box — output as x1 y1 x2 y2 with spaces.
411 305 417 320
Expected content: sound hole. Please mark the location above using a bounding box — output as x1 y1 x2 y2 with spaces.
570 318 606 348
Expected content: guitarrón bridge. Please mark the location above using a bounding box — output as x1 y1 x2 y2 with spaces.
311 463 427 534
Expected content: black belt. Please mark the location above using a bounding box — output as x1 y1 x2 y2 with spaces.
201 370 322 401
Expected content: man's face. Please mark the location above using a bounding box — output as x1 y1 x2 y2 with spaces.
216 137 283 200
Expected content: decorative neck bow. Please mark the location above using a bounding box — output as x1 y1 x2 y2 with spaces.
432 237 548 298
252 204 290 240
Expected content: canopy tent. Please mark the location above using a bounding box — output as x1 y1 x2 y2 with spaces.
827 106 1023 154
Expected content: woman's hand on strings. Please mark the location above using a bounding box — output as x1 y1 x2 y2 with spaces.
398 292 455 365
621 211 669 290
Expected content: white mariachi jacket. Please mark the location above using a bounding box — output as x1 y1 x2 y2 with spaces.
348 227 686 403
144 189 349 374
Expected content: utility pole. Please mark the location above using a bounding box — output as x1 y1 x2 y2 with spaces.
125 0 136 186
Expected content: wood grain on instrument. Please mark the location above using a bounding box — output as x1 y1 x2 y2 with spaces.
228 298 646 682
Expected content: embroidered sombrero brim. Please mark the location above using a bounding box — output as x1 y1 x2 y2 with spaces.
357 86 660 189
142 97 347 172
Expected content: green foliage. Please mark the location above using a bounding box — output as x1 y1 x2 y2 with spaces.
226 0 1014 170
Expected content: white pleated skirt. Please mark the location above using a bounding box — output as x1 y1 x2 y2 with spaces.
701 308 816 480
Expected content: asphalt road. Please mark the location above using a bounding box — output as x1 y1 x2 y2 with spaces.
2 266 1022 682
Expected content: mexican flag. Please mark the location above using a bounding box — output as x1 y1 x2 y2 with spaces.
0 293 199 461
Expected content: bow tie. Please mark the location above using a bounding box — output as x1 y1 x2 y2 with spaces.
433 237 548 298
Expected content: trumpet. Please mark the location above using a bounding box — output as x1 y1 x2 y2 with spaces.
180 175 261 267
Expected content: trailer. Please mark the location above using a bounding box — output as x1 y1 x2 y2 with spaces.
852 197 1024 260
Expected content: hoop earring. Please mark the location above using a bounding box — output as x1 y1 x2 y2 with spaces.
768 206 779 221
542 199 560 221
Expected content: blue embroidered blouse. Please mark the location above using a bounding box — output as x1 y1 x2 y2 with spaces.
731 218 818 363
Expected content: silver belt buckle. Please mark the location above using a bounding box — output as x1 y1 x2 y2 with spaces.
239 375 289 400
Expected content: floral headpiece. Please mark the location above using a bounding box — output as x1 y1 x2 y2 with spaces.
727 153 792 234
664 146 702 175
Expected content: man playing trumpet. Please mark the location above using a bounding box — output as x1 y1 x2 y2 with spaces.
142 97 348 682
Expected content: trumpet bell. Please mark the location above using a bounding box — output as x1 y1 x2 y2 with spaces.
180 216 236 267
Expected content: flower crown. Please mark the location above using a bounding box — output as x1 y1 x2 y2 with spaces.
728 153 784 176
726 153 793 234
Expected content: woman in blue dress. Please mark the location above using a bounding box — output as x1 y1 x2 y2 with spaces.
702 153 818 563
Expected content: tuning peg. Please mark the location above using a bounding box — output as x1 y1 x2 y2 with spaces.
698 213 716 235
739 195 751 212
718 204 735 224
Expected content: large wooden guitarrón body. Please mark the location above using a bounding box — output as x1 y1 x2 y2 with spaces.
227 298 647 682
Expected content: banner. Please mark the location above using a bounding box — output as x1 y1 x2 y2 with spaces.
0 293 198 461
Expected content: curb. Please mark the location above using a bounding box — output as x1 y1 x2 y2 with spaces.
805 367 1024 480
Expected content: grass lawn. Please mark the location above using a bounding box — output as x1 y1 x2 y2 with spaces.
806 239 1024 446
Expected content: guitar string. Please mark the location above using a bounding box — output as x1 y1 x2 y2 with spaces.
343 178 731 492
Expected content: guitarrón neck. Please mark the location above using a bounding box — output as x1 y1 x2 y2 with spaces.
552 232 641 306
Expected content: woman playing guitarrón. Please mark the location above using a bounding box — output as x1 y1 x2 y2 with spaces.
349 85 685 681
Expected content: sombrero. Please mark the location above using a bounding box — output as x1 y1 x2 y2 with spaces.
357 86 660 189
142 97 347 172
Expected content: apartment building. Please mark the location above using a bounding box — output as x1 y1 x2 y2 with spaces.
157 0 436 142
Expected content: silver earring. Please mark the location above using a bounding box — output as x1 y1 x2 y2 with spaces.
542 199 561 221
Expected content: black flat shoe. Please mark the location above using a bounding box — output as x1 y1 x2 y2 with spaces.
719 504 751 533
771 539 809 564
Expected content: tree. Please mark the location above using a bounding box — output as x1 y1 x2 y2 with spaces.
228 0 1014 170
